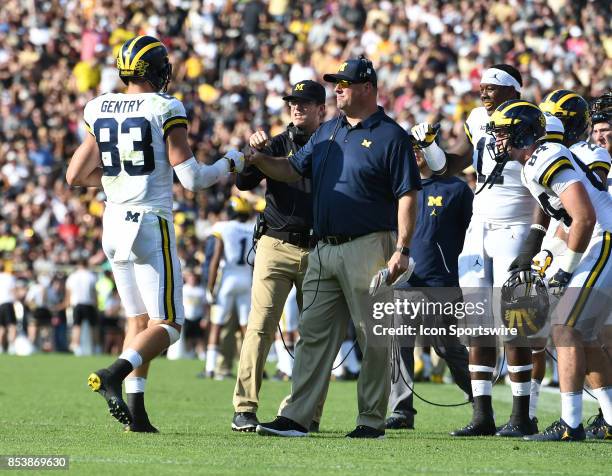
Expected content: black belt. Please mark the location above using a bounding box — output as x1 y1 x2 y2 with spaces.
265 229 313 249
477 173 504 185
320 234 365 245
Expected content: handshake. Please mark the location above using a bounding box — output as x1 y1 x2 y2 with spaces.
222 150 246 174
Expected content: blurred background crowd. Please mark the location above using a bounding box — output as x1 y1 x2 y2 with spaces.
0 0 610 358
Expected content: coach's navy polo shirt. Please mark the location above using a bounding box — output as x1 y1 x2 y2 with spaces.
288 107 421 237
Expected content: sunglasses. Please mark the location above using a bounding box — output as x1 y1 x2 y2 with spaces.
336 80 353 88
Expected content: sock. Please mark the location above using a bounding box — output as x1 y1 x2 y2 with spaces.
592 386 612 424
551 352 558 382
509 380 531 424
342 340 360 374
529 379 541 420
332 344 348 377
560 391 582 429
119 348 143 369
125 376 146 394
471 380 493 422
107 359 135 382
275 340 293 377
205 347 218 373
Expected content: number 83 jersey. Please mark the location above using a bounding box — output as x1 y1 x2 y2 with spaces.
84 92 188 216
521 141 612 233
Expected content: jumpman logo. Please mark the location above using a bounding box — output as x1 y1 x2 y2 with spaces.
474 257 482 268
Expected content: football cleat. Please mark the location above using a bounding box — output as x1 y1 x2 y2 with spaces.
124 421 159 433
385 416 414 430
523 419 585 441
495 418 538 437
585 410 612 440
232 412 259 433
87 369 132 425
346 425 385 439
450 420 496 437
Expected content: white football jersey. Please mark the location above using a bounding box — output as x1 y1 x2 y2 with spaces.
83 92 188 217
211 220 254 270
183 283 206 321
464 107 534 224
571 141 611 183
521 141 612 233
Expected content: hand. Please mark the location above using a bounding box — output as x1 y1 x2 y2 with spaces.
410 123 439 149
548 269 572 296
386 251 409 284
531 249 553 277
206 289 216 305
223 149 245 173
249 130 271 151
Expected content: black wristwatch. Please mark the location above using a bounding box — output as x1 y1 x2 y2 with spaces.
396 246 410 256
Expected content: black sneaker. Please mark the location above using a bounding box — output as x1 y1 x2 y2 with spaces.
124 421 159 433
232 412 259 432
523 419 586 441
495 418 538 437
87 369 132 425
385 416 414 430
256 416 308 437
585 410 612 440
346 425 385 439
450 420 496 437
309 421 320 433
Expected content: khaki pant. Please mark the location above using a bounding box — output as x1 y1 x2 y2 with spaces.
281 232 395 431
233 235 309 412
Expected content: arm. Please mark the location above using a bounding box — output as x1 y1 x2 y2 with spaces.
411 123 473 176
207 237 224 296
66 134 103 187
443 134 474 177
235 164 265 190
249 152 301 182
508 205 551 272
167 127 244 191
387 191 418 282
559 182 596 255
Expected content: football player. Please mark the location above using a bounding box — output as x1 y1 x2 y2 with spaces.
540 90 611 188
66 35 244 431
540 91 612 438
202 196 254 379
412 65 544 437
591 92 611 156
487 100 612 441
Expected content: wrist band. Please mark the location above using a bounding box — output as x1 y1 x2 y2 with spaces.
557 249 583 274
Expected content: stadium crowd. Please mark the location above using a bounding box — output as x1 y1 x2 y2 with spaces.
0 0 610 355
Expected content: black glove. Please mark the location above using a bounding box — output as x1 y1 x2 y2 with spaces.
548 269 572 296
508 226 547 272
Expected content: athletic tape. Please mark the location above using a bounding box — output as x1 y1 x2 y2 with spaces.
507 364 533 373
468 365 496 373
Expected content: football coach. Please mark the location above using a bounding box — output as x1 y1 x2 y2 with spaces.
249 56 421 438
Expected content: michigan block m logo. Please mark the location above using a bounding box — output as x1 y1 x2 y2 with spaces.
295 83 304 91
427 196 443 207
125 211 141 223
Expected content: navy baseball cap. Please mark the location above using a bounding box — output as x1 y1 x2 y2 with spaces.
282 80 326 104
323 57 377 86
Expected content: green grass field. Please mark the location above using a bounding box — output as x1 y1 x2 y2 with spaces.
0 354 608 475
